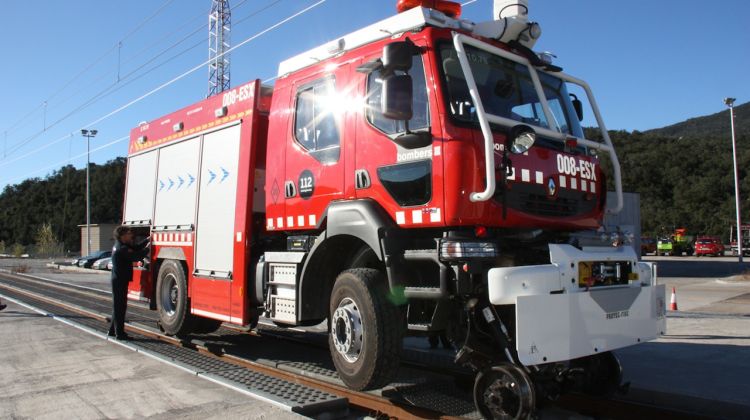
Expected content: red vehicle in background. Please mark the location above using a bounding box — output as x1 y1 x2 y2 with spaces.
694 236 724 257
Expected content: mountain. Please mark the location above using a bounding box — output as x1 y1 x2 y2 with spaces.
645 101 750 139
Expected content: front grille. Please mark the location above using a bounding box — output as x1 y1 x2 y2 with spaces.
520 192 578 217
501 182 596 218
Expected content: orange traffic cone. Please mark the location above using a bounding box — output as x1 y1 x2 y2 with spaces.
670 287 678 311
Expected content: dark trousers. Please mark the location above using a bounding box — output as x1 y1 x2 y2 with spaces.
109 278 129 336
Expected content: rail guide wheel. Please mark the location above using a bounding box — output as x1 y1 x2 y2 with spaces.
474 363 536 420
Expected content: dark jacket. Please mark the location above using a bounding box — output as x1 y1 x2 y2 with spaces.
111 239 149 283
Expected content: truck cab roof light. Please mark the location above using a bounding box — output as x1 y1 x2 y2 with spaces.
215 106 228 118
137 135 147 144
397 0 461 18
173 122 184 132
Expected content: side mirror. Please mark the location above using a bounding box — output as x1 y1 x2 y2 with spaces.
381 74 413 120
570 94 584 121
382 41 417 72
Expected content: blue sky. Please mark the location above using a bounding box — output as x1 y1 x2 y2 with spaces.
0 0 748 190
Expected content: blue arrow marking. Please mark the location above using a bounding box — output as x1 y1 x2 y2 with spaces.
220 167 229 183
208 169 216 184
168 177 175 190
159 179 165 191
177 175 184 190
187 173 195 188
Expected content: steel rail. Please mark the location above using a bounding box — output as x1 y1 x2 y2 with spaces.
0 272 458 419
0 270 709 420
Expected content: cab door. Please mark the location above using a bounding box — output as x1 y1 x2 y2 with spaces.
354 44 444 228
283 63 352 231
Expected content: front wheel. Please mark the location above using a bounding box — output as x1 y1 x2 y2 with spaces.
329 268 402 390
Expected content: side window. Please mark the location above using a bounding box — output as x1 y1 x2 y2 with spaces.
294 78 340 164
366 55 430 135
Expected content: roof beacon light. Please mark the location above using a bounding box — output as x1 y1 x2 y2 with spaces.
396 0 461 18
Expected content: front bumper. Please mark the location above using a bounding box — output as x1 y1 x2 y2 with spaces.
488 244 666 366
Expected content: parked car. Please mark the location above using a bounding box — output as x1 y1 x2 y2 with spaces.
92 257 112 270
107 260 113 270
694 236 725 257
641 237 657 256
77 250 112 268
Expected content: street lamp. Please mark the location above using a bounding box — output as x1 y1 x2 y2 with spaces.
81 129 97 256
724 98 742 263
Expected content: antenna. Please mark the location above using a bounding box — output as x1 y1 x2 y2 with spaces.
208 0 231 96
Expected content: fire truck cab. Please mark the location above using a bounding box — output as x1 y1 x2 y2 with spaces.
123 1 665 417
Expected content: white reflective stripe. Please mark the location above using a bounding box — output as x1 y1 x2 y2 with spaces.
521 169 530 182
434 146 441 156
507 167 515 180
590 181 596 193
396 211 406 225
412 210 423 224
267 218 273 229
430 208 442 223
298 215 305 227
309 214 316 227
559 175 567 188
287 216 294 228
581 180 587 192
535 171 544 184
570 178 577 190
187 233 193 242
191 308 234 323
277 217 283 228
236 232 242 242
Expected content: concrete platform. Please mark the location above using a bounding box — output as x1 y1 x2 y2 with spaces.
616 258 750 417
0 300 298 419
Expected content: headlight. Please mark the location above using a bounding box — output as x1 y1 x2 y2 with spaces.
440 240 498 261
508 125 536 154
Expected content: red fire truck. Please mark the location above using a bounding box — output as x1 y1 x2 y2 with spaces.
123 1 665 417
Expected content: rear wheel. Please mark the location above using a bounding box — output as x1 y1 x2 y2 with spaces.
329 268 402 390
156 260 193 336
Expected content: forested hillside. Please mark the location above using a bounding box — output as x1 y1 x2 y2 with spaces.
602 128 748 239
0 158 125 253
0 103 747 253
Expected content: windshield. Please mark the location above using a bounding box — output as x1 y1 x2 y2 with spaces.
440 44 584 138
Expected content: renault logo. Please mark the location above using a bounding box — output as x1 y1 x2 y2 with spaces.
547 177 557 196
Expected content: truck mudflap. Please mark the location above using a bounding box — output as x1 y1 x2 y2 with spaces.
487 244 667 366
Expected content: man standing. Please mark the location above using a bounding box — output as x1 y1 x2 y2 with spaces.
108 226 149 340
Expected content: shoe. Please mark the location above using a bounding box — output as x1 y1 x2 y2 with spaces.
0 304 6 311
115 334 131 341
107 330 116 337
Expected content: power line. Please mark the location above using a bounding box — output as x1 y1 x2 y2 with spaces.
83 0 327 131
1 0 176 137
0 0 324 173
2 0 265 159
0 136 129 186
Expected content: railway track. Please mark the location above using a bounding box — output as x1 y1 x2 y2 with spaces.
0 269 709 419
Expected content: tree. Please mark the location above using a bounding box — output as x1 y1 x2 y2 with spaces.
11 243 25 258
35 222 61 258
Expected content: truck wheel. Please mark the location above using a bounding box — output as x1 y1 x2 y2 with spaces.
156 260 192 336
329 268 402 390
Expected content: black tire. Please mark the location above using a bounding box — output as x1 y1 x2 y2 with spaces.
329 268 402 390
156 260 193 336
